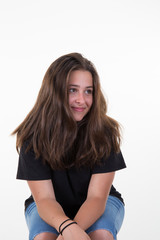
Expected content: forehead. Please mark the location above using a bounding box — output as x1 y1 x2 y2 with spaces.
68 70 93 86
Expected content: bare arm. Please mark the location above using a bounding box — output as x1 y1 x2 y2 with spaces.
27 180 90 240
74 172 115 230
27 180 69 231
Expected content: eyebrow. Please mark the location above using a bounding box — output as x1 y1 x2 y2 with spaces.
69 84 93 88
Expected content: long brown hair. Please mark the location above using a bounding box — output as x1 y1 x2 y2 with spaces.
12 53 121 169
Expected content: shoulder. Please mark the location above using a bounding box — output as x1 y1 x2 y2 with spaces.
17 140 52 180
92 150 126 174
20 139 35 159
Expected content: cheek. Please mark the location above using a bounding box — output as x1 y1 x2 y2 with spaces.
68 95 73 105
88 96 93 108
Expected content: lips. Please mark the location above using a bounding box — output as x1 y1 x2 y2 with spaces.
71 107 85 112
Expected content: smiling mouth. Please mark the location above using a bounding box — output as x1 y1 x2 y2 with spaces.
71 107 85 112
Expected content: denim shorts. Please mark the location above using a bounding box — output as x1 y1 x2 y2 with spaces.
25 195 125 240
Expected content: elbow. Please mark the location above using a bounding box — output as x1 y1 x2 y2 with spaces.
35 199 45 218
35 198 55 217
90 196 107 215
100 201 106 215
95 197 106 218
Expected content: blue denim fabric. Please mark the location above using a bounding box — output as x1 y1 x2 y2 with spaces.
86 195 125 240
25 195 124 240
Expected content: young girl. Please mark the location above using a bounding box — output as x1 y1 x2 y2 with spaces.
13 53 126 240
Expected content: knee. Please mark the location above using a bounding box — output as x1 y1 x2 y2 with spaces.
34 232 57 240
89 229 114 240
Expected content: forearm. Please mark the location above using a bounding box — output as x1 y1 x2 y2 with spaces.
74 197 106 230
37 199 90 240
36 198 68 232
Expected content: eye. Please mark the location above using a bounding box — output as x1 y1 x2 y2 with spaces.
69 88 77 93
85 89 93 95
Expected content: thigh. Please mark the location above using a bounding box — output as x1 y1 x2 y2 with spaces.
34 232 57 240
86 196 125 240
25 202 59 240
89 229 114 240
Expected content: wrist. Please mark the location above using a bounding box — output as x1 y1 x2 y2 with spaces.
54 217 71 232
59 219 77 235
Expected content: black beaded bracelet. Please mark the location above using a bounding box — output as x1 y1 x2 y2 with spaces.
59 219 71 233
60 221 77 235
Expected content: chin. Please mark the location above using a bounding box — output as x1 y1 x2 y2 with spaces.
74 117 84 122
72 114 85 122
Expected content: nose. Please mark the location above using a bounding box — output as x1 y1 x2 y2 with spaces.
75 92 85 104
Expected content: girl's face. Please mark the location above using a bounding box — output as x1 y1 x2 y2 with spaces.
68 70 93 121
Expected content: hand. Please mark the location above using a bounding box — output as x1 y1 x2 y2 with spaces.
61 223 90 240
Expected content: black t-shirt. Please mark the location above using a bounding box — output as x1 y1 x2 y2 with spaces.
17 142 126 219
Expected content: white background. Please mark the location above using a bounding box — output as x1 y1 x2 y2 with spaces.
0 0 160 239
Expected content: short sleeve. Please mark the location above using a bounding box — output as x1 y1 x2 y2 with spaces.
16 141 52 180
92 150 126 174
